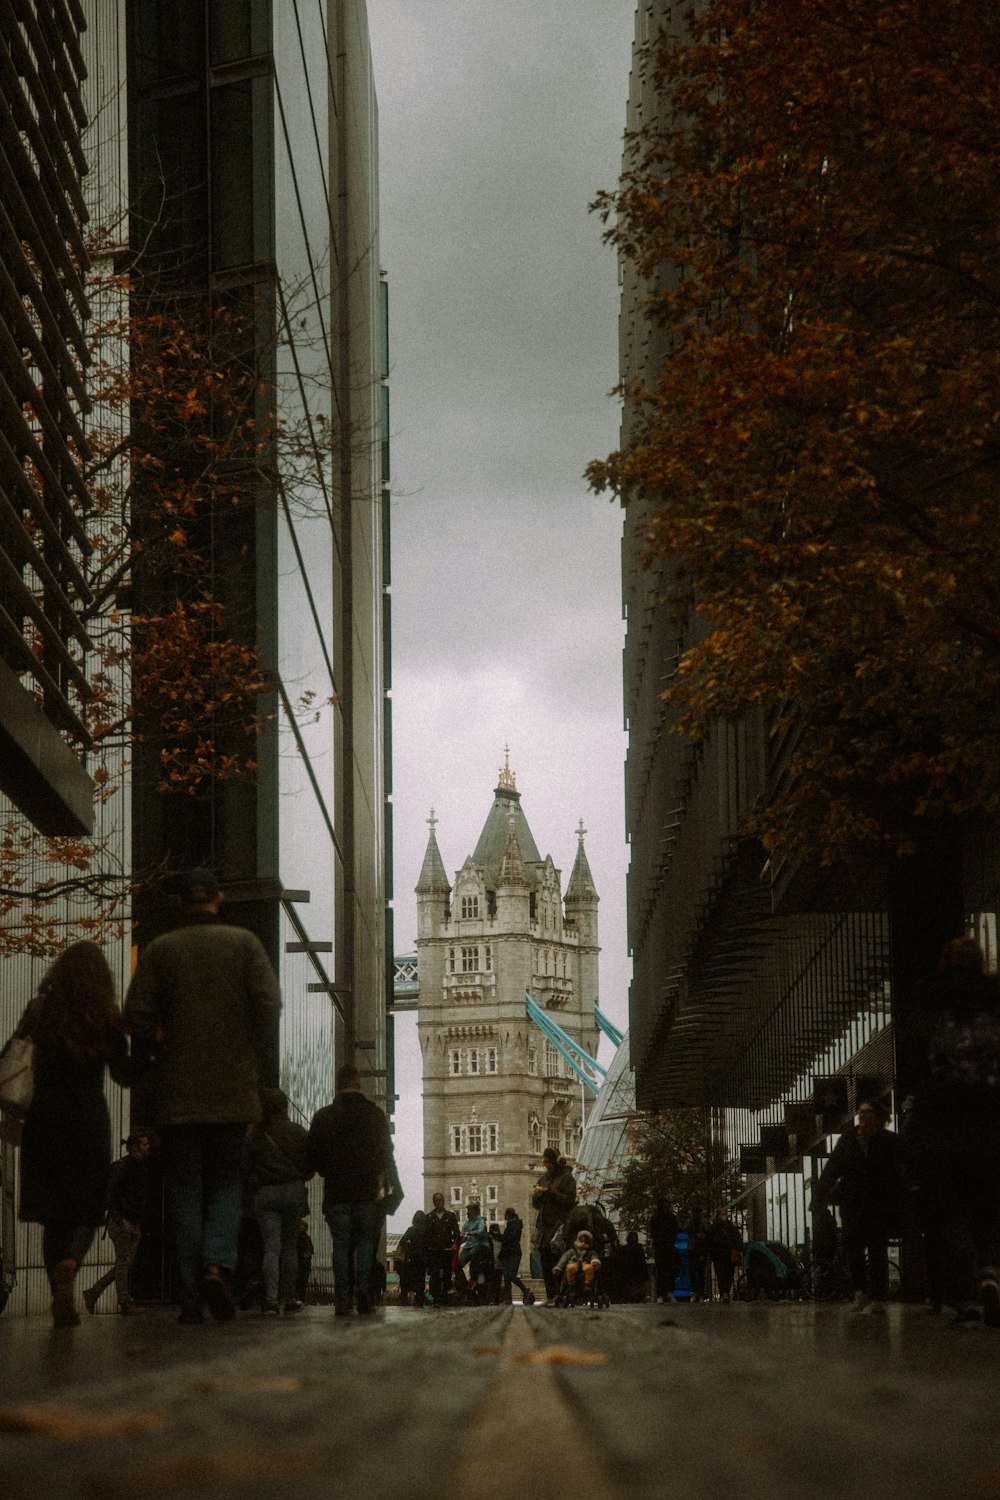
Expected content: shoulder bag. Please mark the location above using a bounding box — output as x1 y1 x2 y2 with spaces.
0 1031 35 1118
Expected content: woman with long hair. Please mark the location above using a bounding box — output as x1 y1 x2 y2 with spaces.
16 941 132 1326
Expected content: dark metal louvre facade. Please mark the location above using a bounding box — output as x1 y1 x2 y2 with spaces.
0 0 94 833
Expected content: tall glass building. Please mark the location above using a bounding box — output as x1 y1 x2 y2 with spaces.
0 0 391 1311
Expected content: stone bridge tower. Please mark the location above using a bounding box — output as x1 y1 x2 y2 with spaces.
416 753 600 1237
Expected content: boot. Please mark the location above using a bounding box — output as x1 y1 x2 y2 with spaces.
52 1259 80 1327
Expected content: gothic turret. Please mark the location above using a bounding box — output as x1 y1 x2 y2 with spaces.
416 809 450 936
565 820 599 1000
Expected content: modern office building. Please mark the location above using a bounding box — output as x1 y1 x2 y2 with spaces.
414 758 600 1231
0 0 391 1311
0 0 95 840
617 2 998 1253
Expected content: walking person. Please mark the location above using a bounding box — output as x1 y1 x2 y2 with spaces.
817 1099 902 1314
124 867 282 1324
902 937 1000 1325
531 1146 577 1302
245 1088 312 1315
424 1191 461 1305
707 1207 744 1303
620 1231 651 1302
14 942 133 1327
498 1206 535 1304
83 1132 151 1315
650 1199 680 1303
396 1210 428 1307
306 1062 396 1317
683 1205 711 1303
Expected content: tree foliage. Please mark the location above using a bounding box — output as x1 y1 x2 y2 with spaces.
606 1110 716 1232
589 0 1000 862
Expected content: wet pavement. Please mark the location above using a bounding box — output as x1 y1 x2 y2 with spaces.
0 1300 997 1498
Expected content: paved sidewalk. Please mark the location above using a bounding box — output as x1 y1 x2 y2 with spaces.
0 1301 996 1498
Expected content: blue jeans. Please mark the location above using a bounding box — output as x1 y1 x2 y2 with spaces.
161 1123 245 1307
255 1180 309 1304
324 1200 380 1304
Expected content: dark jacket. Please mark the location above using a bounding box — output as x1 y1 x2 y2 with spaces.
398 1219 427 1266
903 969 1000 1176
423 1207 461 1254
246 1112 312 1191
649 1203 680 1254
18 1010 131 1228
107 1151 148 1224
306 1091 391 1208
818 1127 902 1235
532 1158 577 1246
124 914 281 1127
499 1214 523 1261
707 1216 744 1265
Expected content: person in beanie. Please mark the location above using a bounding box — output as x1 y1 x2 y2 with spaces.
306 1062 397 1317
125 868 281 1324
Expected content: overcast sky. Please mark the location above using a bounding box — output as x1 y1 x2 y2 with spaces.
366 1 636 1226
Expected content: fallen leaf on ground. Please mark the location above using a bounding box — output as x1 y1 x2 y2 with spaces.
967 1473 1000 1497
510 1344 609 1367
0 1403 171 1439
194 1376 306 1393
472 1344 503 1357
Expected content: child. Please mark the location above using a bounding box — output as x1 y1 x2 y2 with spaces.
554 1227 601 1297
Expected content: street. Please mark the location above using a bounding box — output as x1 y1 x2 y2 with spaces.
0 1301 996 1499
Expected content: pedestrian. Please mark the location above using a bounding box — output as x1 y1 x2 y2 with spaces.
424 1191 461 1305
531 1146 577 1302
817 1099 902 1315
498 1205 535 1305
396 1210 428 1307
124 867 281 1324
902 937 1000 1326
14 941 133 1327
306 1061 396 1317
245 1088 312 1315
619 1230 651 1302
707 1207 744 1303
83 1132 151 1316
649 1199 680 1303
296 1218 314 1303
683 1205 711 1302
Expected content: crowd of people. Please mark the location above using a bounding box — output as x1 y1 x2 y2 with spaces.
1 870 401 1326
2 882 998 1329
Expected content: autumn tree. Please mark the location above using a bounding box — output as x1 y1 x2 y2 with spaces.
606 1110 720 1233
589 0 1000 864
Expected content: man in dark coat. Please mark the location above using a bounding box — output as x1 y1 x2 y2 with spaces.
531 1147 577 1301
306 1062 396 1316
125 868 281 1324
817 1099 901 1314
423 1192 461 1306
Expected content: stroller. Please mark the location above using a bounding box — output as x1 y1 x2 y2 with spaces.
736 1240 806 1300
552 1229 611 1309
